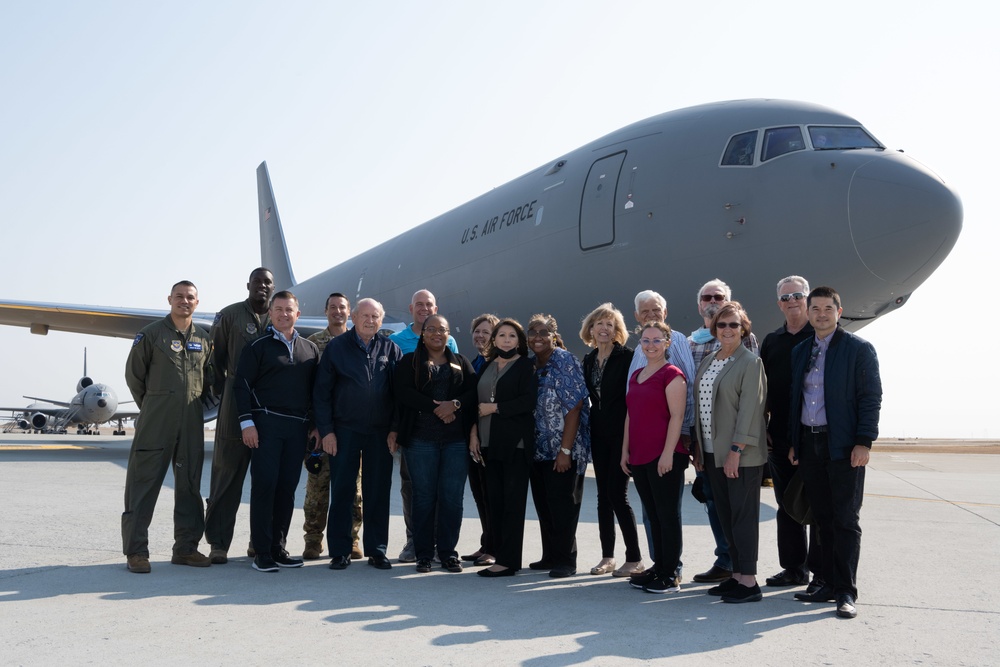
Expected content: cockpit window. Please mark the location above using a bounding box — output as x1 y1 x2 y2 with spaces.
762 126 805 161
721 130 758 166
808 126 881 150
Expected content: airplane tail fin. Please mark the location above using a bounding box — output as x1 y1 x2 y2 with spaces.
256 161 297 290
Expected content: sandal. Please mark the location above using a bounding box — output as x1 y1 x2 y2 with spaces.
590 558 617 575
612 561 645 578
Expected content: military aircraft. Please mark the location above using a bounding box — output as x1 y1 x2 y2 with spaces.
1 349 139 435
0 99 962 354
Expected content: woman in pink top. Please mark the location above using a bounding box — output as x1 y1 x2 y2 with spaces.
621 321 689 594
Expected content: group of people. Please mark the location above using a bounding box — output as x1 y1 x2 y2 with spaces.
119 271 881 620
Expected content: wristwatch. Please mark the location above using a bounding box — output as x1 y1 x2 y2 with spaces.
730 445 743 455
452 399 461 409
559 447 572 456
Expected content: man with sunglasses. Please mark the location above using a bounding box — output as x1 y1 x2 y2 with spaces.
689 279 759 584
760 276 820 593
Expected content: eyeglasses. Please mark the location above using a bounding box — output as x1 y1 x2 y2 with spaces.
716 322 741 329
700 294 726 302
779 292 806 302
640 338 667 346
422 326 449 335
527 330 552 338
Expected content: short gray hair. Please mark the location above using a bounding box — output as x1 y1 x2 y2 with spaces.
776 275 810 296
697 279 732 303
633 290 666 312
354 297 385 317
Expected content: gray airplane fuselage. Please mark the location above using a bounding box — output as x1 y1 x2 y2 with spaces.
268 99 961 352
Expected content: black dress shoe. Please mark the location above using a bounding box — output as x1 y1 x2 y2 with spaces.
461 552 482 562
528 559 553 571
368 555 392 570
549 566 576 578
328 555 351 570
478 567 515 577
836 593 857 618
721 583 763 603
795 583 836 602
692 565 733 583
707 578 740 596
765 569 809 587
805 577 826 595
474 555 496 566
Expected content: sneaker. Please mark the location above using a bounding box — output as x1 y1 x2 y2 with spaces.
722 583 763 603
303 543 323 560
442 557 463 573
126 554 150 574
629 569 658 589
209 549 228 565
707 578 740 596
273 551 304 568
643 576 680 594
171 550 211 567
415 558 433 573
252 555 279 572
397 541 416 563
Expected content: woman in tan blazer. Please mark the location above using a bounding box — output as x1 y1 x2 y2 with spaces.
694 301 767 603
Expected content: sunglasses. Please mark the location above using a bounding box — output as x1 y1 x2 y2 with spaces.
700 294 726 302
779 292 806 302
716 322 741 329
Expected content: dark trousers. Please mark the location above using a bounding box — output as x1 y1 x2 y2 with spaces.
529 460 584 570
402 438 468 560
798 429 865 598
249 414 307 557
399 452 413 542
205 434 252 552
769 447 820 576
592 438 641 562
631 452 688 578
706 456 763 576
467 454 494 554
327 428 393 559
484 451 530 570
689 433 731 570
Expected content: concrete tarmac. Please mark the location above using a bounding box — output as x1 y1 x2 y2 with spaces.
1 433 998 666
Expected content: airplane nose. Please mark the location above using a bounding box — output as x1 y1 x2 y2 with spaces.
848 154 963 287
97 399 107 408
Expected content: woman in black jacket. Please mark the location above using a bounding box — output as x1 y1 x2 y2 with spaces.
469 318 537 577
579 303 644 577
392 315 478 573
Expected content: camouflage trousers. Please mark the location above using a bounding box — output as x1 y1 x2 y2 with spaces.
303 455 362 547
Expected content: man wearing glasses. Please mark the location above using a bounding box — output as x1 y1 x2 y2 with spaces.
760 276 820 593
689 278 759 585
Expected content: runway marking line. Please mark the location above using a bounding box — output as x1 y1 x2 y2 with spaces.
866 493 1000 508
0 445 99 451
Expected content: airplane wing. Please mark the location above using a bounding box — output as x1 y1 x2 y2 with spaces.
0 405 63 415
0 300 216 339
22 396 72 407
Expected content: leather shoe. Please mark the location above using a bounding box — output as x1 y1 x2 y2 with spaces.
461 552 483 562
692 565 732 583
765 569 809 587
805 577 826 595
328 555 351 570
795 583 836 602
368 555 392 570
474 554 496 566
549 566 576 578
478 566 515 577
528 559 553 570
836 593 858 618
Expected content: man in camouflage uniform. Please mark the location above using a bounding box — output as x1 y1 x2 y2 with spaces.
122 280 214 573
205 267 274 563
303 292 364 560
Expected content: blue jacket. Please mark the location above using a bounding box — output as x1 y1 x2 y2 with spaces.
788 327 882 461
313 328 402 436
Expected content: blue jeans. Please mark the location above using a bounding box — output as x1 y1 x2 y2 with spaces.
402 439 468 561
696 467 733 571
327 428 393 559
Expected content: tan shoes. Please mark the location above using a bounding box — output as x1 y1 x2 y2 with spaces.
612 561 645 578
590 558 617 575
126 554 151 574
170 550 212 567
303 543 324 560
209 549 228 564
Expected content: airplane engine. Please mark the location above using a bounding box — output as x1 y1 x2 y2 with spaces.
17 418 31 430
77 376 93 392
30 412 51 429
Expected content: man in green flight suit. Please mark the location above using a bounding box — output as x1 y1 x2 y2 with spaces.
122 280 214 573
205 267 275 563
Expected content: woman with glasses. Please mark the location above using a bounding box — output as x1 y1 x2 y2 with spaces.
579 303 644 577
693 301 768 603
526 313 591 578
621 321 689 594
392 314 478 573
469 319 537 577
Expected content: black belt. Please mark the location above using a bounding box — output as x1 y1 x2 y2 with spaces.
801 424 828 433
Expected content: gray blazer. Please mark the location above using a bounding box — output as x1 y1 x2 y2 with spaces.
694 344 767 468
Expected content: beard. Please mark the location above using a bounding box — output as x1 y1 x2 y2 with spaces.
701 303 722 320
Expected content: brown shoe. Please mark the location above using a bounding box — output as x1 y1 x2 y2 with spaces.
171 551 212 567
127 554 151 574
351 541 364 560
209 549 228 564
303 543 324 560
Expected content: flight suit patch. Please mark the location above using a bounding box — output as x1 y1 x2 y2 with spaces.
132 333 144 347
187 342 203 351
170 340 183 352
246 323 258 335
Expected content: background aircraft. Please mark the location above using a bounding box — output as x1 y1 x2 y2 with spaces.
0 350 138 435
0 99 962 358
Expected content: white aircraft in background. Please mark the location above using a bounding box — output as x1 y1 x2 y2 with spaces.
1 350 138 435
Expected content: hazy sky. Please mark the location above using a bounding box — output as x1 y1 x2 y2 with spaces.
1 1 995 437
